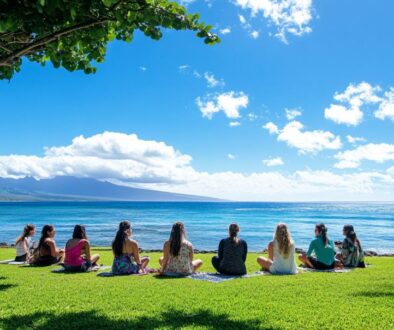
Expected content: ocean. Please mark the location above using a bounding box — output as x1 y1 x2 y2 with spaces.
0 202 393 253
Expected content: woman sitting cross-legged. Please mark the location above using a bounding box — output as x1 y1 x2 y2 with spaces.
211 223 247 275
30 224 64 266
298 223 337 270
337 224 365 268
159 221 202 276
15 224 36 262
111 221 150 275
64 225 100 272
257 223 297 275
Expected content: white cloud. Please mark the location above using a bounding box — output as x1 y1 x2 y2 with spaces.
234 0 314 42
193 70 202 79
263 122 279 134
375 88 394 121
239 14 259 39
229 121 241 127
0 132 194 184
1 132 394 201
346 135 366 144
204 72 224 88
250 30 259 39
139 66 147 71
228 153 236 160
248 113 258 121
270 120 342 154
220 27 231 35
178 64 190 72
263 157 284 167
324 82 382 126
285 108 302 120
334 143 394 169
196 91 249 119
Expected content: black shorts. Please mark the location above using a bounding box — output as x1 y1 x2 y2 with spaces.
15 254 27 262
308 257 335 270
64 261 91 272
33 255 61 266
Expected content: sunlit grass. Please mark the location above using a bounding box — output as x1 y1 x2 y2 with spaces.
0 248 393 329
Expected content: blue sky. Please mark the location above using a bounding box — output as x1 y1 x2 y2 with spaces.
1 0 394 201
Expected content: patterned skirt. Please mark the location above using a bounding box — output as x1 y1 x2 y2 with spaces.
112 255 139 275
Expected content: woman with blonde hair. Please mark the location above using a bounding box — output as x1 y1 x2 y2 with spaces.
257 223 297 274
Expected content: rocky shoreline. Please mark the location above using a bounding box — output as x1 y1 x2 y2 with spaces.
1 242 393 256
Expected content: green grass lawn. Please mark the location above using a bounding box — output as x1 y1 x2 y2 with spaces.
0 248 393 330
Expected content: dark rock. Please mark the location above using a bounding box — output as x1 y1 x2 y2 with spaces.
0 242 8 247
364 250 378 256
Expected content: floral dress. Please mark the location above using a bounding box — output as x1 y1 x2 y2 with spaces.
165 240 194 275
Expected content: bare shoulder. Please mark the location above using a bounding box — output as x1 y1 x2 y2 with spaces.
127 238 139 249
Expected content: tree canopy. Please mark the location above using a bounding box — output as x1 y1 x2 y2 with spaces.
0 0 219 80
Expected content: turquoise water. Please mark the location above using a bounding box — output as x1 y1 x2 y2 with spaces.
0 202 393 253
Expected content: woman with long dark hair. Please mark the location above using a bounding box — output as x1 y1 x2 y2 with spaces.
298 223 336 270
257 223 297 274
111 221 150 275
31 224 64 266
211 223 247 275
64 225 100 272
338 225 365 268
159 221 202 275
15 224 35 262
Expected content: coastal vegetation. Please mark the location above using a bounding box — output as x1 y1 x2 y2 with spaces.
0 248 393 329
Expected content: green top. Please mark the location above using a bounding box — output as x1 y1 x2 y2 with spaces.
307 236 336 266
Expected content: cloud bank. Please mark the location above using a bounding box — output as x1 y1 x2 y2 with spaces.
1 132 394 201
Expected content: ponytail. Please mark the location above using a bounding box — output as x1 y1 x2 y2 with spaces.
169 222 185 257
229 223 240 246
15 224 35 245
112 221 131 257
316 223 328 246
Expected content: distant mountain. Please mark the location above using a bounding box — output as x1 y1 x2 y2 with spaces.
0 176 220 202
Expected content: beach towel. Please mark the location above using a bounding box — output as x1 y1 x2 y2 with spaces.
52 265 111 273
297 267 353 273
156 271 270 283
97 271 150 277
0 259 27 265
189 272 269 283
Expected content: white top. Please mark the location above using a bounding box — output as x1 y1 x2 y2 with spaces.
15 237 30 257
269 239 297 275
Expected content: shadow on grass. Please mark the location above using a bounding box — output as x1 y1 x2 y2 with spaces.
0 283 16 292
354 291 394 298
0 309 278 330
353 284 394 298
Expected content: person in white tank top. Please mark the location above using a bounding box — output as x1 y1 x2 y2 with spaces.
15 224 36 262
257 223 297 275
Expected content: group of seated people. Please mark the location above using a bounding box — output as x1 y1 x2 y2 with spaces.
14 220 365 275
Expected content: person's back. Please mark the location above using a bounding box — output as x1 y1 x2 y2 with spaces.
64 239 85 267
308 236 335 264
15 237 30 259
166 240 193 275
269 239 297 274
341 237 364 268
219 238 247 275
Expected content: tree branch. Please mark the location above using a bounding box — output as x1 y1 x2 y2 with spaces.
0 18 111 66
